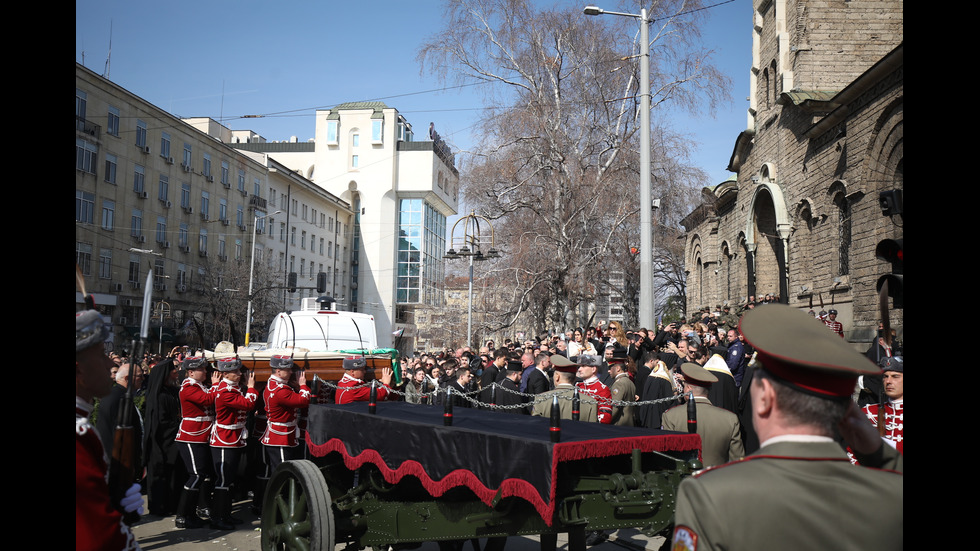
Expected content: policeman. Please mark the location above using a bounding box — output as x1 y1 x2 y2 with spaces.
671 305 902 551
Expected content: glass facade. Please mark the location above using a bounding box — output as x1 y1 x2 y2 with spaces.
397 199 445 305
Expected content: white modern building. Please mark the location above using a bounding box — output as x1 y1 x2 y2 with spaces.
233 102 459 350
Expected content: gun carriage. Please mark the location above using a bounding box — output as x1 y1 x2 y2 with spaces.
261 400 700 551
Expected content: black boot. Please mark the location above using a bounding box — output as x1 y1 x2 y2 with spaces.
209 489 235 530
175 489 206 529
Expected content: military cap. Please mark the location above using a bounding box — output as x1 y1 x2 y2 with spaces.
739 305 878 398
216 357 242 372
505 359 524 373
828 309 838 315
879 356 903 373
818 310 828 317
343 356 367 370
182 356 208 371
607 345 629 364
679 362 718 387
76 309 108 352
578 354 603 368
270 355 295 370
550 354 579 373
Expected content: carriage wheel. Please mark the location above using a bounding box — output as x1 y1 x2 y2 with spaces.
261 460 335 551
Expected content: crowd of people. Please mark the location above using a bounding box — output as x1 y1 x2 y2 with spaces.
77 299 903 549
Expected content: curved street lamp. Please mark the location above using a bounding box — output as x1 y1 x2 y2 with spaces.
445 212 501 347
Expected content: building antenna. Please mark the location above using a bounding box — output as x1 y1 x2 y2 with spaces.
220 80 225 126
103 19 113 79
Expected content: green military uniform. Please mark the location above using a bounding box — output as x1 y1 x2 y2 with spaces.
661 396 743 467
672 439 903 551
672 305 902 551
531 384 598 422
609 372 635 426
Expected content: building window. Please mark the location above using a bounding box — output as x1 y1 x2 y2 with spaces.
76 139 98 174
101 200 115 231
328 240 333 258
199 229 208 253
301 230 307 249
160 132 171 159
76 190 95 224
136 120 147 149
133 165 145 194
177 264 187 288
237 205 244 228
201 191 210 219
181 182 191 209
320 238 325 255
183 144 192 168
203 154 212 178
158 175 169 202
351 155 359 169
107 106 120 137
179 223 189 248
131 209 143 237
104 154 117 184
236 239 243 260
221 161 230 186
836 193 851 276
292 199 298 216
218 236 226 258
372 119 383 143
76 243 93 275
238 170 246 193
219 198 228 221
128 254 141 284
326 120 339 144
156 216 167 243
302 204 308 221
99 248 112 279
352 133 360 147
291 226 297 245
254 179 261 198
75 88 87 128
280 222 286 242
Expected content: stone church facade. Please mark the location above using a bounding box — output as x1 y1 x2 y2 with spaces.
682 0 903 344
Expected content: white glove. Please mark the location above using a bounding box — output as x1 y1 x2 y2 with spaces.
120 483 144 515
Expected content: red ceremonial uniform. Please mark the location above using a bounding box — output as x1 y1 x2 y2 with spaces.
577 377 613 424
261 375 312 447
176 378 216 443
209 378 258 448
824 319 844 338
76 398 139 551
862 399 903 454
335 372 390 404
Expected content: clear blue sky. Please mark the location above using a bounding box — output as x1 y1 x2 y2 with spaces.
76 0 750 187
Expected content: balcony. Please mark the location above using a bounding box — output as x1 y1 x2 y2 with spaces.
249 195 268 209
75 117 100 138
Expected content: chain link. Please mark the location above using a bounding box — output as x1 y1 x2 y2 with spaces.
314 378 682 411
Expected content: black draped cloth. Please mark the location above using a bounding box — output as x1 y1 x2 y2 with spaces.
306 402 698 525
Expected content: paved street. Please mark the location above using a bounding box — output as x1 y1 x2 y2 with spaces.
132 496 668 551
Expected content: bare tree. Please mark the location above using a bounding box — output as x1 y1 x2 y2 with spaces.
192 256 283 347
420 0 727 333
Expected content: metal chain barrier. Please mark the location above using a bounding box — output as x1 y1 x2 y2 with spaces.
313 377 682 411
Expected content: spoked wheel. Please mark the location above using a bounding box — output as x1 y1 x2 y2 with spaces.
261 460 335 551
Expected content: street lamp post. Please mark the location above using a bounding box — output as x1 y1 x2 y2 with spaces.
245 209 281 346
445 212 501 348
584 5 654 329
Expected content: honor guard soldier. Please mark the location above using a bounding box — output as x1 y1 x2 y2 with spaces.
671 305 902 551
862 356 903 454
262 355 312 469
174 356 219 529
575 355 613 424
336 357 394 404
208 357 257 530
825 308 845 338
607 347 636 426
532 355 599 421
76 310 141 551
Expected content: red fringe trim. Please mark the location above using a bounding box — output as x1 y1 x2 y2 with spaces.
307 433 700 526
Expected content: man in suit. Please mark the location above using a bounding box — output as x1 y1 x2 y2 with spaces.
671 306 902 551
